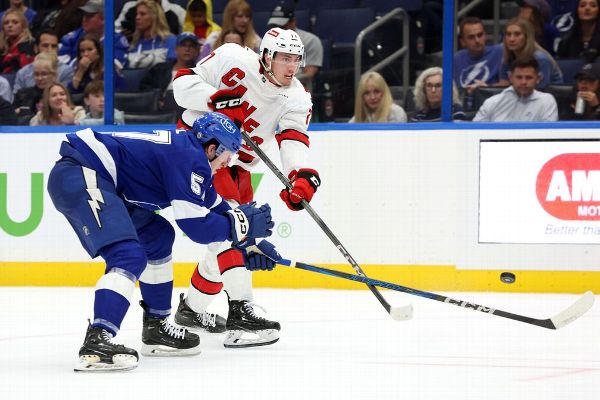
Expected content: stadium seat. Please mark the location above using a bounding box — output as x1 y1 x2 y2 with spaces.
252 11 274 36
70 92 85 106
114 90 160 113
213 13 222 25
294 9 310 31
248 0 285 12
213 0 229 14
315 8 375 46
557 58 585 84
546 84 575 120
403 86 416 113
472 86 504 110
124 112 177 124
296 0 361 16
363 0 423 14
120 68 148 92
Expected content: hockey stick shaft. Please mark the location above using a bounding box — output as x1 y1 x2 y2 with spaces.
241 131 400 316
278 259 594 330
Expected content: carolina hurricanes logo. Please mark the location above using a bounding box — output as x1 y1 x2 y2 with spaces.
536 153 600 220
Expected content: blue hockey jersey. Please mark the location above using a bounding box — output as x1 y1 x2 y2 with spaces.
66 127 232 244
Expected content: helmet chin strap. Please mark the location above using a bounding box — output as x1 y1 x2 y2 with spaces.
260 54 285 87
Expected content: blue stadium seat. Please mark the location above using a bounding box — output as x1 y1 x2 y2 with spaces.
247 0 285 12
121 68 149 92
315 8 375 46
213 12 223 26
294 9 311 31
213 0 229 14
557 58 585 84
320 38 331 71
363 0 423 14
296 0 361 16
115 90 161 113
252 11 274 36
1 72 16 90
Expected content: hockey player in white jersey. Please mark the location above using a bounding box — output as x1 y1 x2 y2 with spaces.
47 113 277 371
172 28 320 347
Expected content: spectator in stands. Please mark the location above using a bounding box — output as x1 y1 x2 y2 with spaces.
30 0 86 39
183 0 220 45
13 29 73 94
78 80 125 125
349 71 407 123
30 82 85 125
125 0 177 69
139 31 199 109
267 0 323 90
116 0 185 41
0 95 17 124
410 67 466 122
473 57 558 121
557 0 600 61
0 74 12 102
213 29 243 48
59 0 129 67
13 52 57 121
562 62 600 119
200 0 260 59
498 17 563 89
0 0 37 25
518 0 561 55
69 34 116 94
0 9 35 73
454 16 503 96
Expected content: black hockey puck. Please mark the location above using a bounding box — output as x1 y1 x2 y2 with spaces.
500 272 516 284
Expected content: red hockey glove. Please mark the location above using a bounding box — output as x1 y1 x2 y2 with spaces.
279 168 321 211
209 87 246 127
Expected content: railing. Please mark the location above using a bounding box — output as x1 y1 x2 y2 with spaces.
354 8 410 94
457 0 502 44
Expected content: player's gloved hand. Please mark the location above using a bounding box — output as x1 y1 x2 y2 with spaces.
226 202 274 246
280 168 321 211
209 87 246 127
243 239 282 271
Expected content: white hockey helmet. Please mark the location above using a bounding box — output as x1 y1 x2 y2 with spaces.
260 27 305 68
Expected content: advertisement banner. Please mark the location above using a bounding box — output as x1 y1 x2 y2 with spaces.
479 139 600 244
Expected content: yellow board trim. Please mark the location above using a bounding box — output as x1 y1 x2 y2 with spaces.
1 262 599 293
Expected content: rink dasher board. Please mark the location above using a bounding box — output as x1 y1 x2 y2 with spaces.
1 128 600 291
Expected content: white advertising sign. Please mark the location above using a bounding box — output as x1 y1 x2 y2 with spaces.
479 140 600 244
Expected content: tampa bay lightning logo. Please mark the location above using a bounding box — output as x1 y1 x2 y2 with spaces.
459 60 491 87
553 12 574 33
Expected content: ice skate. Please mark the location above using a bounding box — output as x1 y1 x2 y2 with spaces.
174 293 227 333
74 321 138 372
224 299 280 348
140 301 201 357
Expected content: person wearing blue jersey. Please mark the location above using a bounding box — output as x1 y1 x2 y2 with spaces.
47 112 278 372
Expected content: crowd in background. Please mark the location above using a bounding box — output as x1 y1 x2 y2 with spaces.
0 0 599 125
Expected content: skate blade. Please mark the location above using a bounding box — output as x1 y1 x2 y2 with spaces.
223 329 280 348
140 343 202 357
74 354 138 372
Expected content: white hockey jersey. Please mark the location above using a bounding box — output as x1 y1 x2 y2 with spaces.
172 43 313 177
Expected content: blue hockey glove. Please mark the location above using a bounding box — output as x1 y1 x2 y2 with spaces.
226 203 274 246
243 240 282 271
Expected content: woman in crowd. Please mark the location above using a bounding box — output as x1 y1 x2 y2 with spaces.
0 9 35 73
125 0 177 69
199 0 259 59
349 71 407 123
13 51 57 121
498 17 563 89
0 0 37 25
557 0 600 61
30 82 85 125
69 34 103 94
410 67 466 122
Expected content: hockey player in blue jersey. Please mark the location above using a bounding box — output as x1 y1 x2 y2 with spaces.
47 112 279 372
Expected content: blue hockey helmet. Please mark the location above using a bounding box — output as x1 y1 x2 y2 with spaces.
194 112 242 154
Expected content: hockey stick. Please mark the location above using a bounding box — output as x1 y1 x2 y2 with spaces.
241 131 412 321
278 259 595 330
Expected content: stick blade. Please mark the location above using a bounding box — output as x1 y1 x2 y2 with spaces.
389 304 414 321
550 291 595 329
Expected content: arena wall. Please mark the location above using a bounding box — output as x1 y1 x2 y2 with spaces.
1 123 599 293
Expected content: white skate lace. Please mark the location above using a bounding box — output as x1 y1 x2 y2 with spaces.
200 312 216 327
101 330 124 347
242 302 267 319
160 319 186 339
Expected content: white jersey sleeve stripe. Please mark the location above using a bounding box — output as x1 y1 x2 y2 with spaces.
75 128 118 186
171 199 211 219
